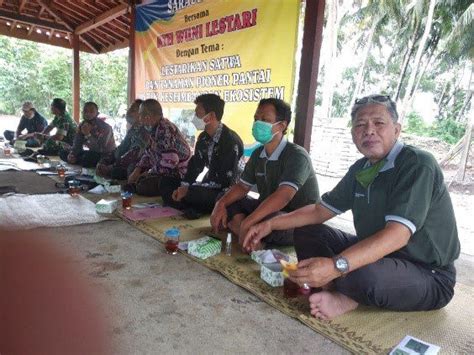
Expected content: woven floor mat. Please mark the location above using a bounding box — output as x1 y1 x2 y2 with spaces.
116 212 474 354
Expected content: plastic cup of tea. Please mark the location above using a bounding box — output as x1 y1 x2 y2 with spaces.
164 228 180 255
121 191 133 210
37 154 46 164
57 164 66 178
67 179 81 197
3 143 11 156
283 278 300 298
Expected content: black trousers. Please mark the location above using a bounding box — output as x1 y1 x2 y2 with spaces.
59 150 102 168
226 196 294 247
294 224 456 311
3 130 40 147
135 174 181 200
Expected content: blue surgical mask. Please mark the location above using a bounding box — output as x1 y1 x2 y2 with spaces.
252 120 279 144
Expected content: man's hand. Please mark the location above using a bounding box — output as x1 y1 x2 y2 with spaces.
210 201 228 233
172 186 188 202
67 153 77 164
127 168 142 184
242 220 272 252
288 257 339 288
96 163 111 177
80 122 92 136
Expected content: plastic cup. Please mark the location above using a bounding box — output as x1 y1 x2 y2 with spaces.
67 179 81 197
164 228 180 255
121 191 133 210
57 165 66 178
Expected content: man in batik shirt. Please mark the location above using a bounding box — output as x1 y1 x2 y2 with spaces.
127 99 191 197
96 99 149 180
64 102 115 168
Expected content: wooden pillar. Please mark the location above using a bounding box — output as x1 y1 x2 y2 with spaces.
294 0 325 151
72 34 80 123
127 0 136 105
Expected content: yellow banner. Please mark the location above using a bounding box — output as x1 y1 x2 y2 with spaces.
135 0 300 148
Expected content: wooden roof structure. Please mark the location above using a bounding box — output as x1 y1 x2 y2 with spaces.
0 0 133 54
0 0 325 150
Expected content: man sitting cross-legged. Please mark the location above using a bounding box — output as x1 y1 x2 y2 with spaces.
210 98 320 250
244 94 460 320
170 94 244 217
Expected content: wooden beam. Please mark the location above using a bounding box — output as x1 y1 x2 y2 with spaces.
18 0 27 14
35 0 74 32
127 1 136 104
36 1 100 54
10 20 17 33
72 34 80 123
75 3 127 35
0 9 69 32
0 25 95 53
294 0 325 151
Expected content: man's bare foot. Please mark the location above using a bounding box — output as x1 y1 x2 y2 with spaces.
309 291 358 320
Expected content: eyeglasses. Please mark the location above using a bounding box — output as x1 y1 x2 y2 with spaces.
354 95 392 105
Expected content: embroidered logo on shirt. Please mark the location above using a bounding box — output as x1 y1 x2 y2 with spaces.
355 192 365 198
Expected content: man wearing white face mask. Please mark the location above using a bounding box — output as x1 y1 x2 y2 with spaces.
3 101 47 147
169 94 243 217
210 98 320 251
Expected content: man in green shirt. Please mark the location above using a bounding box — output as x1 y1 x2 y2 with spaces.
39 98 77 156
211 98 320 249
244 94 460 319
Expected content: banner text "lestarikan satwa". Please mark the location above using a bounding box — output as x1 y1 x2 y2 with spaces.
157 9 257 48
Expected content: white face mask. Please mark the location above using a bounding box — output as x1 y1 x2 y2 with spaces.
192 113 209 130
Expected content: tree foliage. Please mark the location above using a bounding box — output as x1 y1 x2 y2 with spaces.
0 36 127 119
316 0 473 144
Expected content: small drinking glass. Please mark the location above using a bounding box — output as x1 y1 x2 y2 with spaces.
67 179 81 197
121 191 133 210
283 278 300 298
57 164 66 178
3 143 11 156
164 228 180 255
37 154 46 165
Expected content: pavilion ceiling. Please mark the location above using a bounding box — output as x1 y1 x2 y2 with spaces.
0 0 135 54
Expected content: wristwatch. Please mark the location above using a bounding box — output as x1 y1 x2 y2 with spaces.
333 255 349 275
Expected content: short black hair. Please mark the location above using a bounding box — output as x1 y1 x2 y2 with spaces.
51 98 66 113
141 99 163 118
194 94 225 121
83 101 98 111
258 98 291 133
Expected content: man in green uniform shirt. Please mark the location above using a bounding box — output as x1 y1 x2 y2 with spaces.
244 94 460 319
211 98 320 249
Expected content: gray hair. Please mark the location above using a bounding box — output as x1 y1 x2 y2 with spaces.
351 94 398 123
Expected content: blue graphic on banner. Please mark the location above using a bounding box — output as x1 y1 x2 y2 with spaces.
136 0 174 32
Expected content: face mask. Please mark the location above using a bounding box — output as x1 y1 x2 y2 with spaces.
252 120 280 144
145 125 153 132
192 113 209 130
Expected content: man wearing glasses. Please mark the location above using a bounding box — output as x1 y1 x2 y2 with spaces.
244 94 460 319
3 101 47 147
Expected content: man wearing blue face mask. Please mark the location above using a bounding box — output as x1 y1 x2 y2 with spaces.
210 98 320 250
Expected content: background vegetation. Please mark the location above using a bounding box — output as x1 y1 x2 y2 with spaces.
315 0 473 144
0 37 128 119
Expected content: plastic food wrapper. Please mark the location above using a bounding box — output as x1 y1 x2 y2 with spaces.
95 199 118 214
188 236 222 260
251 249 289 265
260 263 284 287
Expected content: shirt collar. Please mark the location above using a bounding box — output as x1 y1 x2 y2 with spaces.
362 140 404 171
259 137 288 161
211 122 223 143
379 140 404 172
